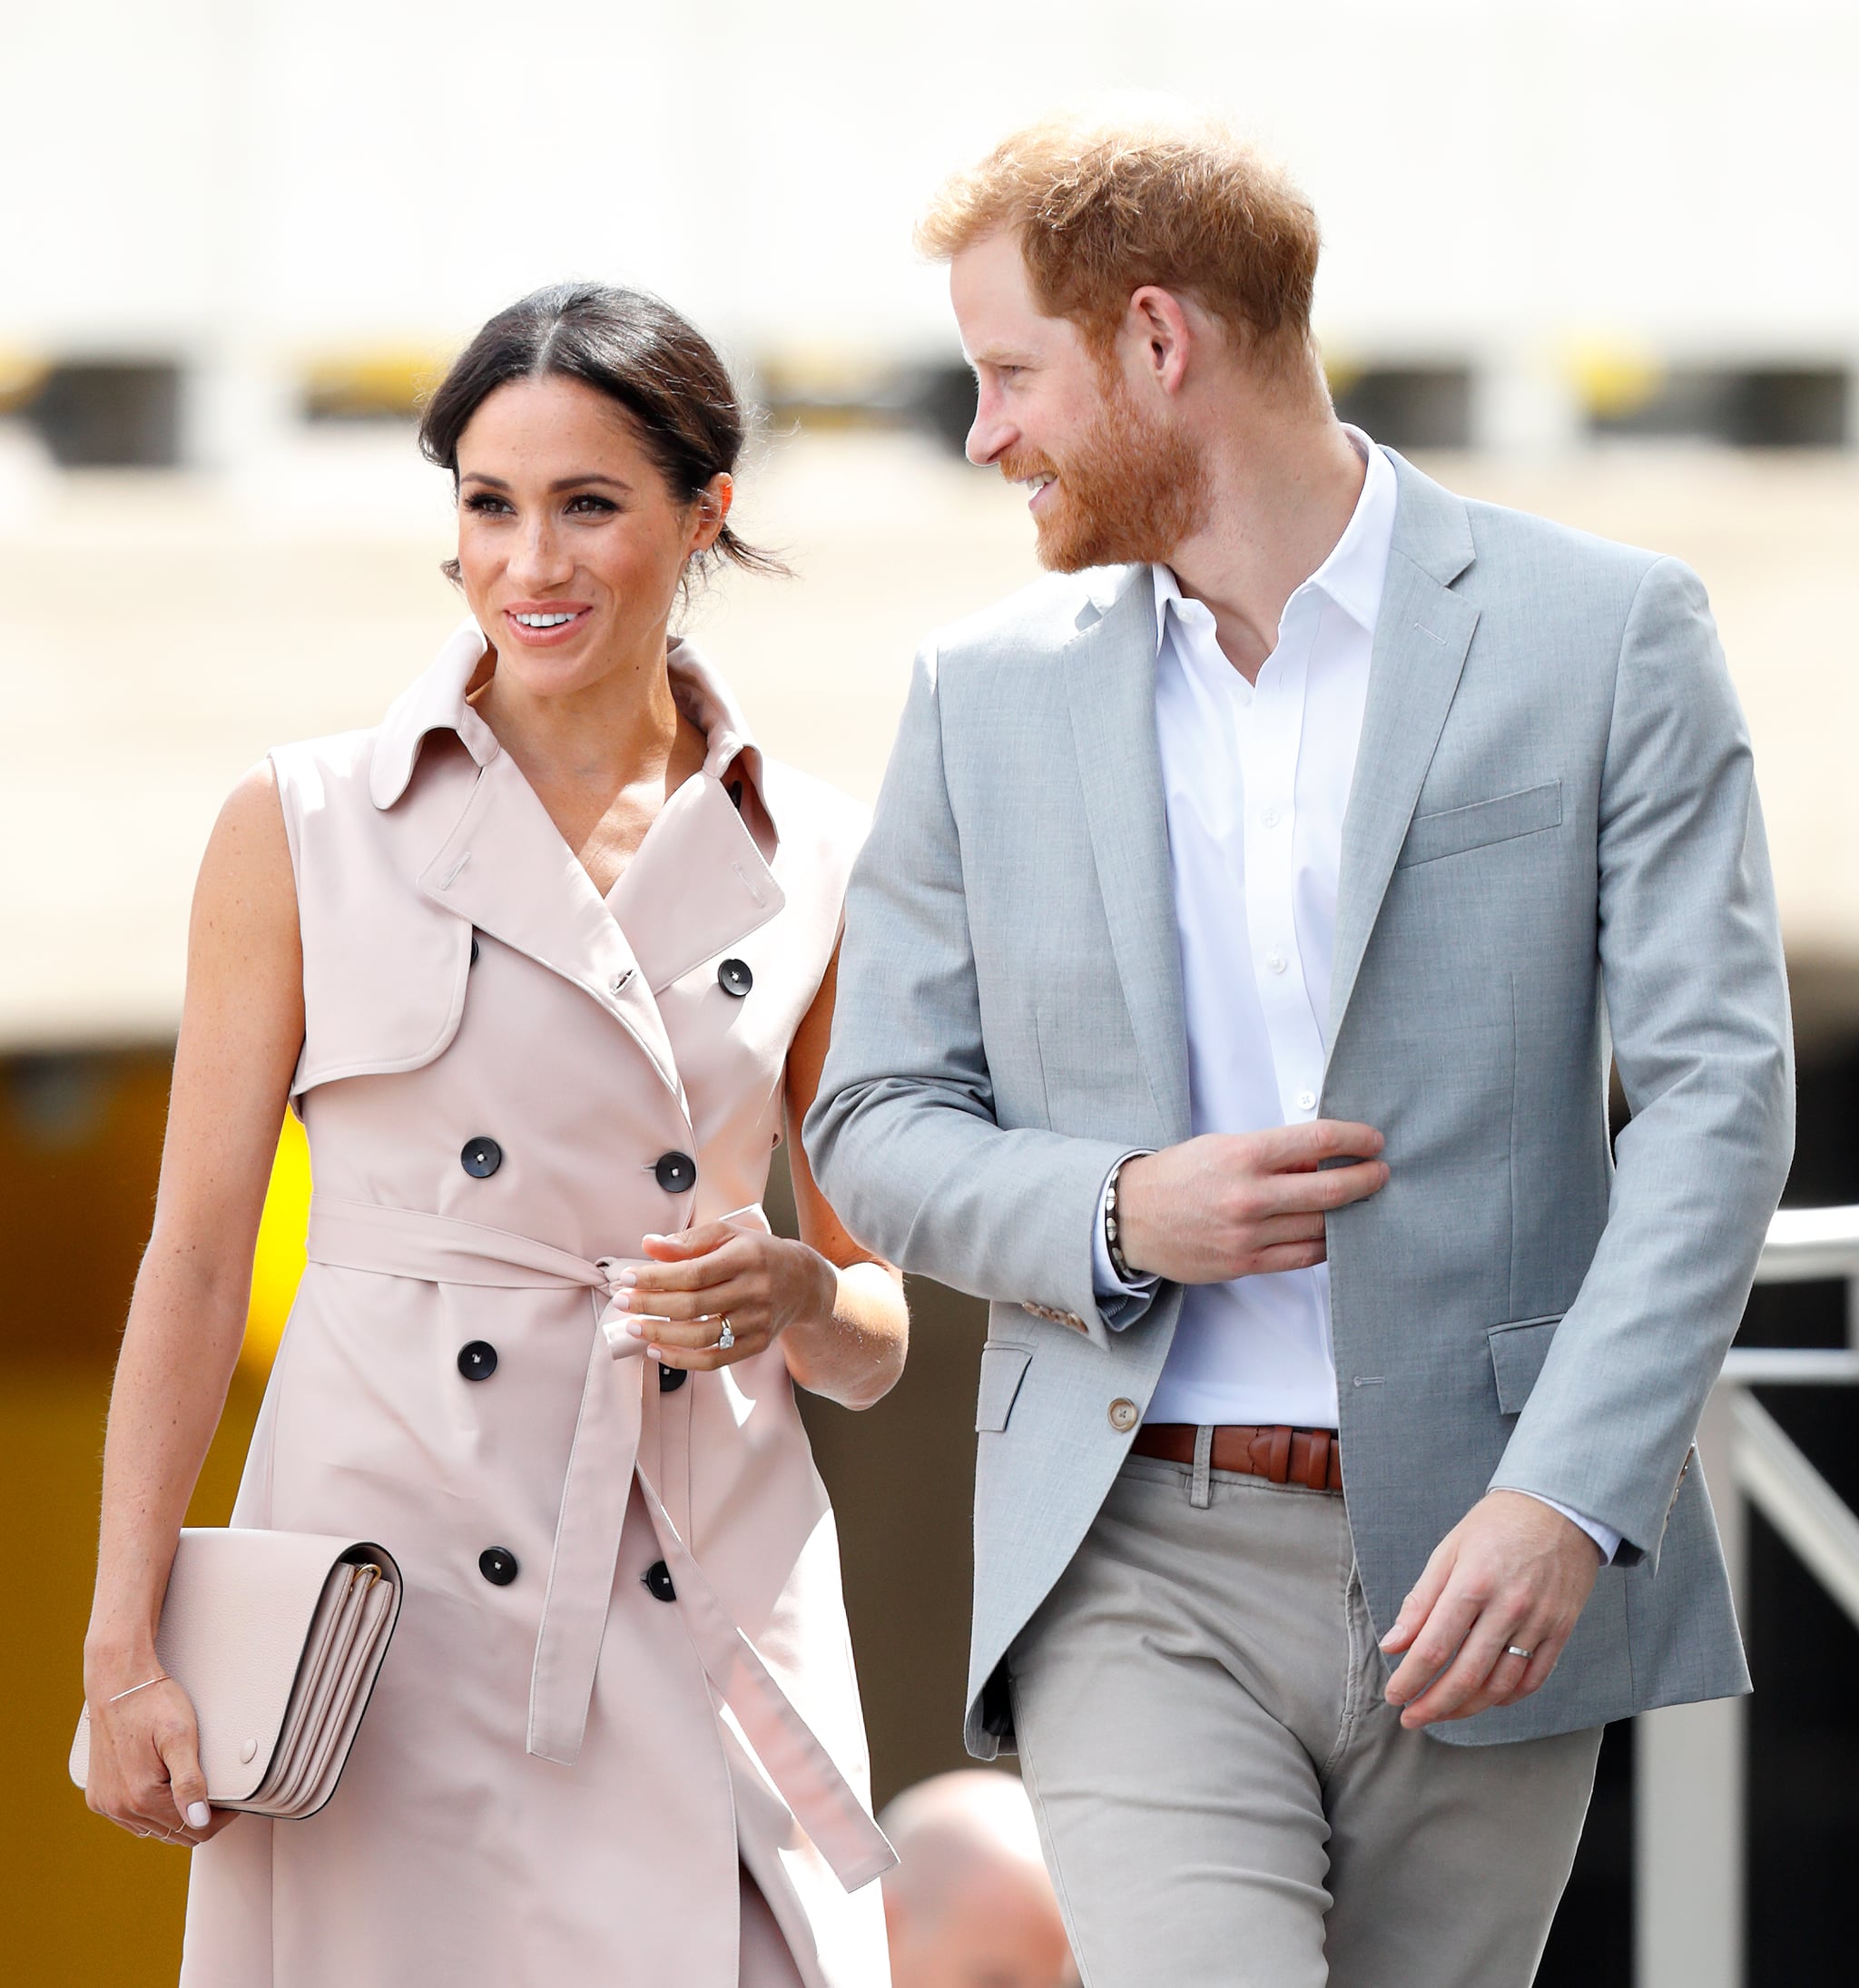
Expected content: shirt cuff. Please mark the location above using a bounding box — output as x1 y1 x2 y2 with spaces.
1092 1152 1160 1329
1518 1491 1621 1565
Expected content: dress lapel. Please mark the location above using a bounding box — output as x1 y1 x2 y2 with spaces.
1327 457 1480 1049
416 752 687 1106
1063 567 1193 1144
606 773 785 993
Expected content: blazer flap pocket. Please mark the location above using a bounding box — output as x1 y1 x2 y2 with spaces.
1488 1314 1563 1414
976 1343 1034 1434
1398 781 1562 869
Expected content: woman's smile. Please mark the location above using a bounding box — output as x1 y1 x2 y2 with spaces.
501 600 594 646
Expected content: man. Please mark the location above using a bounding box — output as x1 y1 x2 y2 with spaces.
804 108 1792 1986
879 1771 1077 1988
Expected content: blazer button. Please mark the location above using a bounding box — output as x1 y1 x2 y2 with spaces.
478 1547 518 1586
658 1362 688 1393
1107 1398 1139 1433
654 1151 695 1194
717 957 753 999
461 1137 503 1179
457 1341 497 1382
642 1560 676 1602
469 932 480 967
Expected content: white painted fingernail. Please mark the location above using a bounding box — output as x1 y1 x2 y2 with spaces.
187 1802 211 1828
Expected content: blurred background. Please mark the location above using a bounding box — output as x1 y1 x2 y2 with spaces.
5 1 1857 1980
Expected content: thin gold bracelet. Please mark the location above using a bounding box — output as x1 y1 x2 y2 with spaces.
106 1674 171 1706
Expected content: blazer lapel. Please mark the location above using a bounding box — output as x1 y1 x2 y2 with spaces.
1063 567 1192 1143
1327 458 1480 1048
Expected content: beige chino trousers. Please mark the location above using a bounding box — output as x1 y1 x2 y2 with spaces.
1008 1453 1601 1988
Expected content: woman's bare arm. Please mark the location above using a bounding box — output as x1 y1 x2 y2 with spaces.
615 940 910 1408
81 761 304 1843
776 940 909 1409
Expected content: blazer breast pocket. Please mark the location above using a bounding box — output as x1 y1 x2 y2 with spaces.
975 1342 1034 1434
1487 1314 1563 1414
1397 781 1563 870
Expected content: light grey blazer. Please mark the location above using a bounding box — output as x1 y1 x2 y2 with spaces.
804 451 1793 1754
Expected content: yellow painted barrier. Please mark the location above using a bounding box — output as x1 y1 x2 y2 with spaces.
241 1113 310 1378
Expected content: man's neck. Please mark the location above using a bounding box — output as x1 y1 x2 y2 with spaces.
1165 412 1367 684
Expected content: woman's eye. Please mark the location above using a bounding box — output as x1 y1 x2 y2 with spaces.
463 492 512 515
566 494 617 516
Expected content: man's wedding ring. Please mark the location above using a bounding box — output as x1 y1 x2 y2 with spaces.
714 1317 735 1351
1505 1645 1534 1661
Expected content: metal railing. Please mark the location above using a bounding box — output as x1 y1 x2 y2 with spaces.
1637 1206 1859 1988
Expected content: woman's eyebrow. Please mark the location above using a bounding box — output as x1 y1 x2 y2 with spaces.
458 471 634 494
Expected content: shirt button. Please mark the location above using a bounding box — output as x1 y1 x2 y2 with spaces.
642 1560 677 1602
478 1547 518 1587
654 1151 696 1194
1265 951 1288 976
1107 1398 1139 1433
1261 806 1281 829
717 958 753 999
1296 1089 1317 1112
457 1341 498 1381
460 1137 503 1178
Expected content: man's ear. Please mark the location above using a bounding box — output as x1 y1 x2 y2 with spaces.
1126 285 1194 396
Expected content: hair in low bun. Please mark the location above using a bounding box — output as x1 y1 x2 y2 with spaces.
419 282 786 586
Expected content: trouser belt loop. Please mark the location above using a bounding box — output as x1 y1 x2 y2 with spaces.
1265 1425 1293 1485
1190 1423 1215 1510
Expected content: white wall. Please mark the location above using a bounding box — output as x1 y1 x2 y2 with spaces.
6 0 1855 369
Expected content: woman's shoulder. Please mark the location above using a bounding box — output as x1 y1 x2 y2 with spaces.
267 724 381 809
758 758 871 926
760 757 871 862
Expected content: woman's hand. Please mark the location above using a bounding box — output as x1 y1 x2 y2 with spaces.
615 1223 839 1373
80 1671 234 1847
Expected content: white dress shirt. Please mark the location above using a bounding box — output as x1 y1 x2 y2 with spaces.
1092 429 1618 1560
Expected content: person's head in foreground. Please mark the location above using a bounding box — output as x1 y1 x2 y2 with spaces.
879 1771 1077 1988
918 98 1334 576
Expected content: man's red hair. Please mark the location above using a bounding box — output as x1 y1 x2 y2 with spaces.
918 106 1323 385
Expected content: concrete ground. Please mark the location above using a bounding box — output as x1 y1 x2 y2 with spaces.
4 422 1857 1047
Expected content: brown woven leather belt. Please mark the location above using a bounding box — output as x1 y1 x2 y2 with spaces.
1130 1422 1343 1492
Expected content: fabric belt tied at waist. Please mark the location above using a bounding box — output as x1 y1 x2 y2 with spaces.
305 1194 894 1892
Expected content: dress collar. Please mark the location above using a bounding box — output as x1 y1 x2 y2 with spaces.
369 618 772 835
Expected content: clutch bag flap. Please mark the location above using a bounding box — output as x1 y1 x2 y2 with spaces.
70 1529 402 1812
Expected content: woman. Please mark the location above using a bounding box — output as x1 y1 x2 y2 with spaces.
80 283 907 1987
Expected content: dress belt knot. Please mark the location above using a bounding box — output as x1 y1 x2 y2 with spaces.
304 1194 894 1892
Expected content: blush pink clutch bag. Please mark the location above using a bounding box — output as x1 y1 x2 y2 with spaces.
70 1529 403 1820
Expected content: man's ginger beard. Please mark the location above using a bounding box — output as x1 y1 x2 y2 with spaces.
1003 369 1209 572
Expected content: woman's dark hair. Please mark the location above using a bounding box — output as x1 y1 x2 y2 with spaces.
418 281 784 585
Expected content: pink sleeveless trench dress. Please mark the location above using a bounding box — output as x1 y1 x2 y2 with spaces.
180 625 894 1987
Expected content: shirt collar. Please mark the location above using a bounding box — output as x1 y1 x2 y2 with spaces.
1150 425 1398 651
369 618 772 829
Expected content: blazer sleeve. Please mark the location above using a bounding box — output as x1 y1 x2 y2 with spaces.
802 642 1137 1344
1487 556 1795 1564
